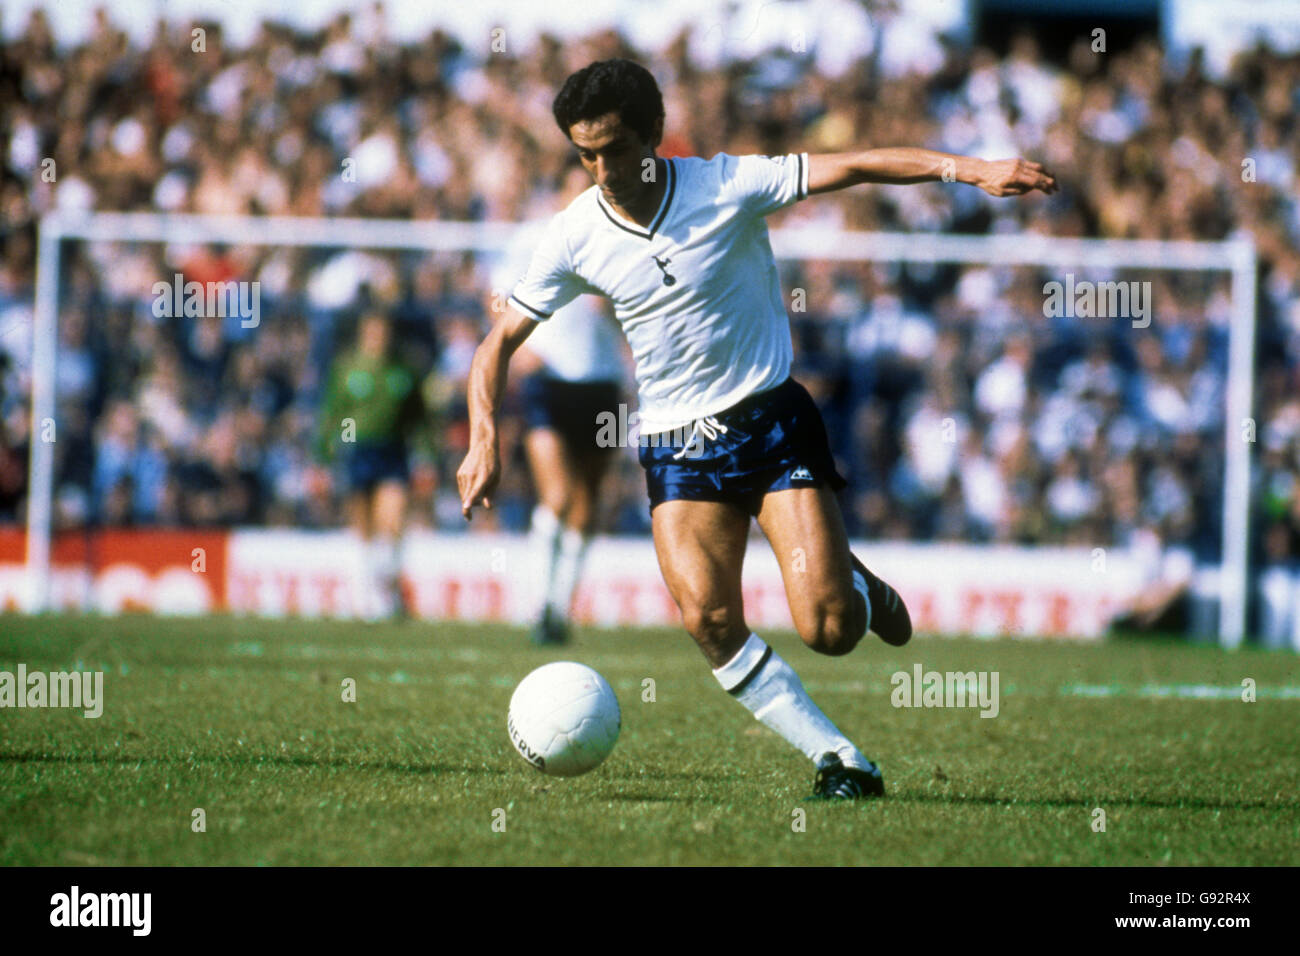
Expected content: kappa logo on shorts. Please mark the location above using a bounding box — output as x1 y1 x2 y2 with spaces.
790 465 814 482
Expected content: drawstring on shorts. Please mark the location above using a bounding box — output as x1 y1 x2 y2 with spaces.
671 415 729 460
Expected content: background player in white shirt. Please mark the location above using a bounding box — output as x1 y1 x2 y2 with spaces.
459 59 1055 799
492 162 629 645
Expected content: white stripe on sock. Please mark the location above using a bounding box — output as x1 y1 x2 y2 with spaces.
713 633 872 770
852 568 872 633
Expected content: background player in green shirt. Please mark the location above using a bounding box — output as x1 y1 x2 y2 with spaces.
317 311 431 619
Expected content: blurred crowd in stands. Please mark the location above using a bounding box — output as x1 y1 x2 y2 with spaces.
1 4 1298 635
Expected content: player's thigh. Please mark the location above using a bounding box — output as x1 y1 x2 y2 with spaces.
651 499 751 658
524 428 574 514
567 445 617 529
371 479 408 535
756 485 856 630
573 443 616 491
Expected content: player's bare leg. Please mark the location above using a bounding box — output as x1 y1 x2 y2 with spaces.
760 485 912 649
346 490 374 619
526 427 591 642
526 428 573 524
569 445 613 534
525 429 568 632
368 479 408 618
757 486 865 656
347 490 371 538
752 484 904 795
652 498 881 794
651 499 751 666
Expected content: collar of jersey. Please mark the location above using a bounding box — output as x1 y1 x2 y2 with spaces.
595 157 676 240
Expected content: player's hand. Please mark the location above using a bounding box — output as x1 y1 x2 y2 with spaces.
974 158 1057 197
456 439 500 520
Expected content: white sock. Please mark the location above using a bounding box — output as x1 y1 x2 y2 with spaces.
530 505 562 617
548 528 590 621
712 633 873 771
851 566 872 633
369 536 401 615
372 536 400 577
349 530 371 617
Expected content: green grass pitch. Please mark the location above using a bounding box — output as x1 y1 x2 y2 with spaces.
1 614 1297 866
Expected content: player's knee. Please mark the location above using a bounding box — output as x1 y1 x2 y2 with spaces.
799 603 862 657
681 599 740 646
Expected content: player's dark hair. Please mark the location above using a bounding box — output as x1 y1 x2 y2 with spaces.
552 59 664 143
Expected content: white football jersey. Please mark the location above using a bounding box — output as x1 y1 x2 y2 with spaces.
493 221 625 384
508 152 809 434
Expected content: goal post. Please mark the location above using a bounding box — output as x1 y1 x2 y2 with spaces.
767 228 1258 649
25 211 1257 645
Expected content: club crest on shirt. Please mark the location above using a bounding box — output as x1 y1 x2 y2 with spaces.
651 255 676 286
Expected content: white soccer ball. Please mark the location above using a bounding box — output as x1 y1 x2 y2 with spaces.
507 662 621 777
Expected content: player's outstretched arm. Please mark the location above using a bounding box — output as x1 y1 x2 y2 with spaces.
807 148 1057 197
456 305 538 520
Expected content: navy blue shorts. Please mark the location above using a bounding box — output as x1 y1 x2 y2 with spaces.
639 377 846 516
522 374 622 453
343 440 409 492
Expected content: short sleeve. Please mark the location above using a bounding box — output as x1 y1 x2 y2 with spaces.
506 215 584 321
723 152 809 217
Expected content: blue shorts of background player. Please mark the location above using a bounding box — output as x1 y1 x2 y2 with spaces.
521 372 623 452
343 439 410 494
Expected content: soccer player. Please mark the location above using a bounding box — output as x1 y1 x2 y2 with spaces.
317 311 429 620
458 59 1056 798
493 163 628 645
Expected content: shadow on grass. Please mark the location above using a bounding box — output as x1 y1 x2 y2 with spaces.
605 768 720 784
597 791 695 803
0 750 505 777
9 752 1283 812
